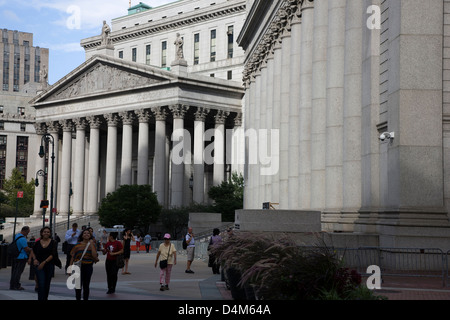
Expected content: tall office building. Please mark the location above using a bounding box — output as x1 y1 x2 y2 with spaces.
0 29 49 187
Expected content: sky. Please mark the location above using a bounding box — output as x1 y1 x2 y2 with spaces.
0 0 174 85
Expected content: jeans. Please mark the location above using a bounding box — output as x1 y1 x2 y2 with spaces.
35 263 55 300
75 264 93 300
10 259 27 290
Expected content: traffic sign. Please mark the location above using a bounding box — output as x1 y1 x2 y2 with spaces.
17 191 23 198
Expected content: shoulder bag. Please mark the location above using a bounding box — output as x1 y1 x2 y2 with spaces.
159 244 171 269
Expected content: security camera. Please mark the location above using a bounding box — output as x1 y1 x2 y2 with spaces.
379 132 394 142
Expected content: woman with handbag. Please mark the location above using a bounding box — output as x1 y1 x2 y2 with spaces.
154 233 177 291
69 229 98 300
103 232 124 294
32 226 62 300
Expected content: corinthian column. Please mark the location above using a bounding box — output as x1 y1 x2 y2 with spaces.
214 110 229 186
153 107 167 206
169 104 189 207
86 116 102 215
105 114 119 194
59 119 73 217
136 109 151 185
73 118 86 216
193 107 210 203
119 111 134 186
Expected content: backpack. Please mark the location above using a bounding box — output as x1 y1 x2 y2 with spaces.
7 235 25 258
182 235 188 250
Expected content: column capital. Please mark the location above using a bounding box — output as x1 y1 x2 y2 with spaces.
194 107 210 122
46 121 60 134
169 104 190 119
34 122 47 135
234 113 243 127
153 107 167 121
59 119 73 132
215 110 230 124
135 109 151 123
87 115 102 129
105 113 119 127
73 118 87 130
119 111 135 125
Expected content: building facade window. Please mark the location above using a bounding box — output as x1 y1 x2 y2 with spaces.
132 47 137 62
194 33 200 65
16 136 28 178
210 29 216 62
34 47 41 83
227 26 234 59
18 107 25 116
161 41 167 67
146 44 151 65
227 70 232 80
13 44 20 91
119 51 124 59
0 135 6 189
24 41 30 84
3 43 10 91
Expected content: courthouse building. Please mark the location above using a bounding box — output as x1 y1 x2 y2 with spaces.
30 0 246 217
238 0 450 248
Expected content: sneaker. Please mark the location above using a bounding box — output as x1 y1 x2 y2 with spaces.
185 269 194 274
160 285 166 291
165 285 169 291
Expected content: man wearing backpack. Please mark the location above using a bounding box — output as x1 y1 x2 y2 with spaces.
9 226 32 290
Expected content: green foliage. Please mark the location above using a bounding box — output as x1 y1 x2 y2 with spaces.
2 168 35 217
208 172 244 221
98 184 162 232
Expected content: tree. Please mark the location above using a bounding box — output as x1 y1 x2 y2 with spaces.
98 184 162 233
208 172 244 222
2 168 35 217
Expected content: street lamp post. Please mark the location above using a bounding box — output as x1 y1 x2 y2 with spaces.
39 134 55 233
35 169 46 228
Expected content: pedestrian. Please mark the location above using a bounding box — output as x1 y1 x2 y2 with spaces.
9 226 32 290
185 227 195 273
122 228 132 274
64 223 80 274
101 229 108 250
144 233 152 253
32 226 61 300
208 228 222 274
154 233 177 291
103 232 124 294
134 233 141 253
70 229 98 300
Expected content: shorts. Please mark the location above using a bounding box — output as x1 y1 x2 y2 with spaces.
186 246 195 261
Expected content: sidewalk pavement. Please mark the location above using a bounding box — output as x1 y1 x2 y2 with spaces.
0 248 232 301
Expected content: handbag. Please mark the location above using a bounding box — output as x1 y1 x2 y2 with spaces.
73 242 90 268
159 244 171 269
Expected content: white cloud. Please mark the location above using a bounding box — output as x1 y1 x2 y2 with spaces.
1 9 21 22
49 42 84 53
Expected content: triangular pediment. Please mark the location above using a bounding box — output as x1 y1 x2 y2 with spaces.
32 55 177 104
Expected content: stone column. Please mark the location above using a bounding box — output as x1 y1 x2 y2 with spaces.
325 0 346 215
59 119 73 217
136 109 151 185
105 114 118 194
310 0 328 211
119 111 134 186
33 123 46 217
193 107 209 204
73 118 86 216
170 104 189 207
86 116 102 215
153 107 167 206
342 0 363 223
46 121 59 213
213 110 229 186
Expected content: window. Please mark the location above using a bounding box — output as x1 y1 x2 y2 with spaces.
146 45 151 65
132 48 137 62
119 51 123 59
3 43 10 91
227 70 232 80
161 41 167 67
13 44 20 91
16 136 28 179
24 41 30 84
227 26 234 59
0 122 4 130
194 33 200 65
210 29 216 62
34 47 41 83
0 135 5 189
20 123 26 132
18 107 25 116
0 106 3 113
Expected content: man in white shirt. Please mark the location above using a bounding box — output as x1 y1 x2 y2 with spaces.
185 227 195 273
64 223 80 274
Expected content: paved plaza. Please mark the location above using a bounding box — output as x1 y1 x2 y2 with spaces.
0 248 230 301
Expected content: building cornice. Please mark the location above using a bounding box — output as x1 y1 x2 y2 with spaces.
81 1 246 51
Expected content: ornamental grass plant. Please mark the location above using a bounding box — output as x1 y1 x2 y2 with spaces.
210 232 385 300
